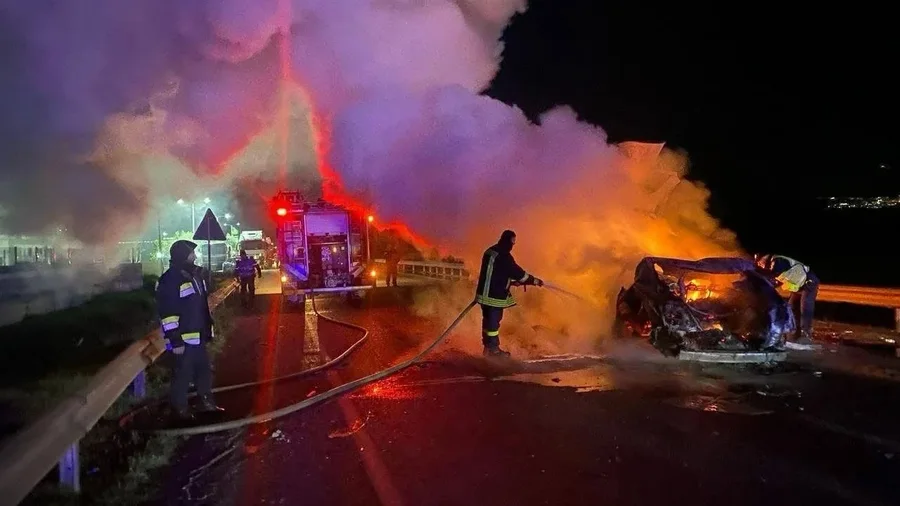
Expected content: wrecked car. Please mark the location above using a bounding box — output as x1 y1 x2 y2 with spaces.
613 257 795 356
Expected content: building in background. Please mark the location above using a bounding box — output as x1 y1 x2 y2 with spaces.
0 234 84 267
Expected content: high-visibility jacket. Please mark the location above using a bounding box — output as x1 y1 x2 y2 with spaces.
475 244 535 308
767 255 810 293
156 265 214 347
236 257 261 279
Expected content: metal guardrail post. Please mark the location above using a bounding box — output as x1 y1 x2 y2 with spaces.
0 280 236 506
130 370 146 399
58 443 79 492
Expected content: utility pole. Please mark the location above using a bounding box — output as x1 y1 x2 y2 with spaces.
366 215 374 262
157 213 163 274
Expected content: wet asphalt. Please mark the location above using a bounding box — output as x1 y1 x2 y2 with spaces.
151 281 900 506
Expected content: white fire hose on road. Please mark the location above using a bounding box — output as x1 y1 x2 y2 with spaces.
138 297 478 436
123 272 588 436
131 279 589 436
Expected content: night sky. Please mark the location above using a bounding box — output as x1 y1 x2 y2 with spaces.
488 1 898 258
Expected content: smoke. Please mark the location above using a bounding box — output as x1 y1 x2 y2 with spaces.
1 0 740 352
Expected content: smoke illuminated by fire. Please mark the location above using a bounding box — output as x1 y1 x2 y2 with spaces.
0 0 742 351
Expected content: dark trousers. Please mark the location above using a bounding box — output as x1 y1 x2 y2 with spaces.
481 305 504 348
239 276 256 307
171 343 214 411
387 265 398 287
789 271 819 336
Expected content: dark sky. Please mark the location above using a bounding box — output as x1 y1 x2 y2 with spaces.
488 1 898 242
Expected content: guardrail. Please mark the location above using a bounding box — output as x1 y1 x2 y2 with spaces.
391 263 900 330
4 268 900 504
374 259 470 281
0 280 237 506
817 284 900 331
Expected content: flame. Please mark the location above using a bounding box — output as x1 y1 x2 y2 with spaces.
309 105 432 251
684 278 713 301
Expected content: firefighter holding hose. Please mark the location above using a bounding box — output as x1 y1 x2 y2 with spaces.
157 240 224 420
475 230 543 357
755 253 819 345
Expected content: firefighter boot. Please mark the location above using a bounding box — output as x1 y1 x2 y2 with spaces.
795 330 814 346
198 396 225 413
483 346 511 358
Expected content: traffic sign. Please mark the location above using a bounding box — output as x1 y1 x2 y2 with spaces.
193 208 227 241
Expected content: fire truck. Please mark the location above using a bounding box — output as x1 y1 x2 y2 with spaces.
272 190 377 305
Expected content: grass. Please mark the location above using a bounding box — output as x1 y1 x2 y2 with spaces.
0 284 159 432
21 299 238 506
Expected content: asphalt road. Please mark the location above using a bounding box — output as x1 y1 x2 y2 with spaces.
152 286 900 506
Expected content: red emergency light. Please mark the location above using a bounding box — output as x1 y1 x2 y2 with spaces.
276 207 288 217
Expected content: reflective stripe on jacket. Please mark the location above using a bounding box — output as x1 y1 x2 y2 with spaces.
771 255 809 293
236 257 260 278
475 245 531 308
156 266 213 347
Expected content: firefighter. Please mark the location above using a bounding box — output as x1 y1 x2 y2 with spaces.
385 244 400 287
475 230 543 357
157 240 223 419
755 253 819 344
235 249 262 308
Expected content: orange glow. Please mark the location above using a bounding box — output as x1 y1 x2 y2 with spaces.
370 269 377 277
305 105 434 251
684 278 713 301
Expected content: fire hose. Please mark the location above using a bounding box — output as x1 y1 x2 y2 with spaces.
127 280 588 436
135 296 478 436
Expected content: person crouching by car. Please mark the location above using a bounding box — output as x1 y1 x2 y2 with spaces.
754 253 819 346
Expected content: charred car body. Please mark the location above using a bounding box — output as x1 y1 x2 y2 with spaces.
614 257 795 356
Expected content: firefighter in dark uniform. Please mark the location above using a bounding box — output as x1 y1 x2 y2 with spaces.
235 249 262 308
755 253 819 344
475 230 543 357
157 240 224 419
385 244 400 287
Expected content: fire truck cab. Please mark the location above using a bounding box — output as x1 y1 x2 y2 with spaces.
272 191 376 306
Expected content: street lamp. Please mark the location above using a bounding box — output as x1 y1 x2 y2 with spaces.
366 215 374 262
176 197 209 231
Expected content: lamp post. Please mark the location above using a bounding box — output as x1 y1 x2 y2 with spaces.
157 213 163 274
366 215 374 262
177 197 211 231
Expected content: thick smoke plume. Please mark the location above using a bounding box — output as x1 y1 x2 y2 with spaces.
2 0 740 352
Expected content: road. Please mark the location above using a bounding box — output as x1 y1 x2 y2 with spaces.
152 272 900 506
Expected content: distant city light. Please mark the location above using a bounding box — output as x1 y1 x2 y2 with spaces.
823 195 900 209
225 213 233 220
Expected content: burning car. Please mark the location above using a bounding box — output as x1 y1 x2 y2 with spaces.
613 257 795 356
